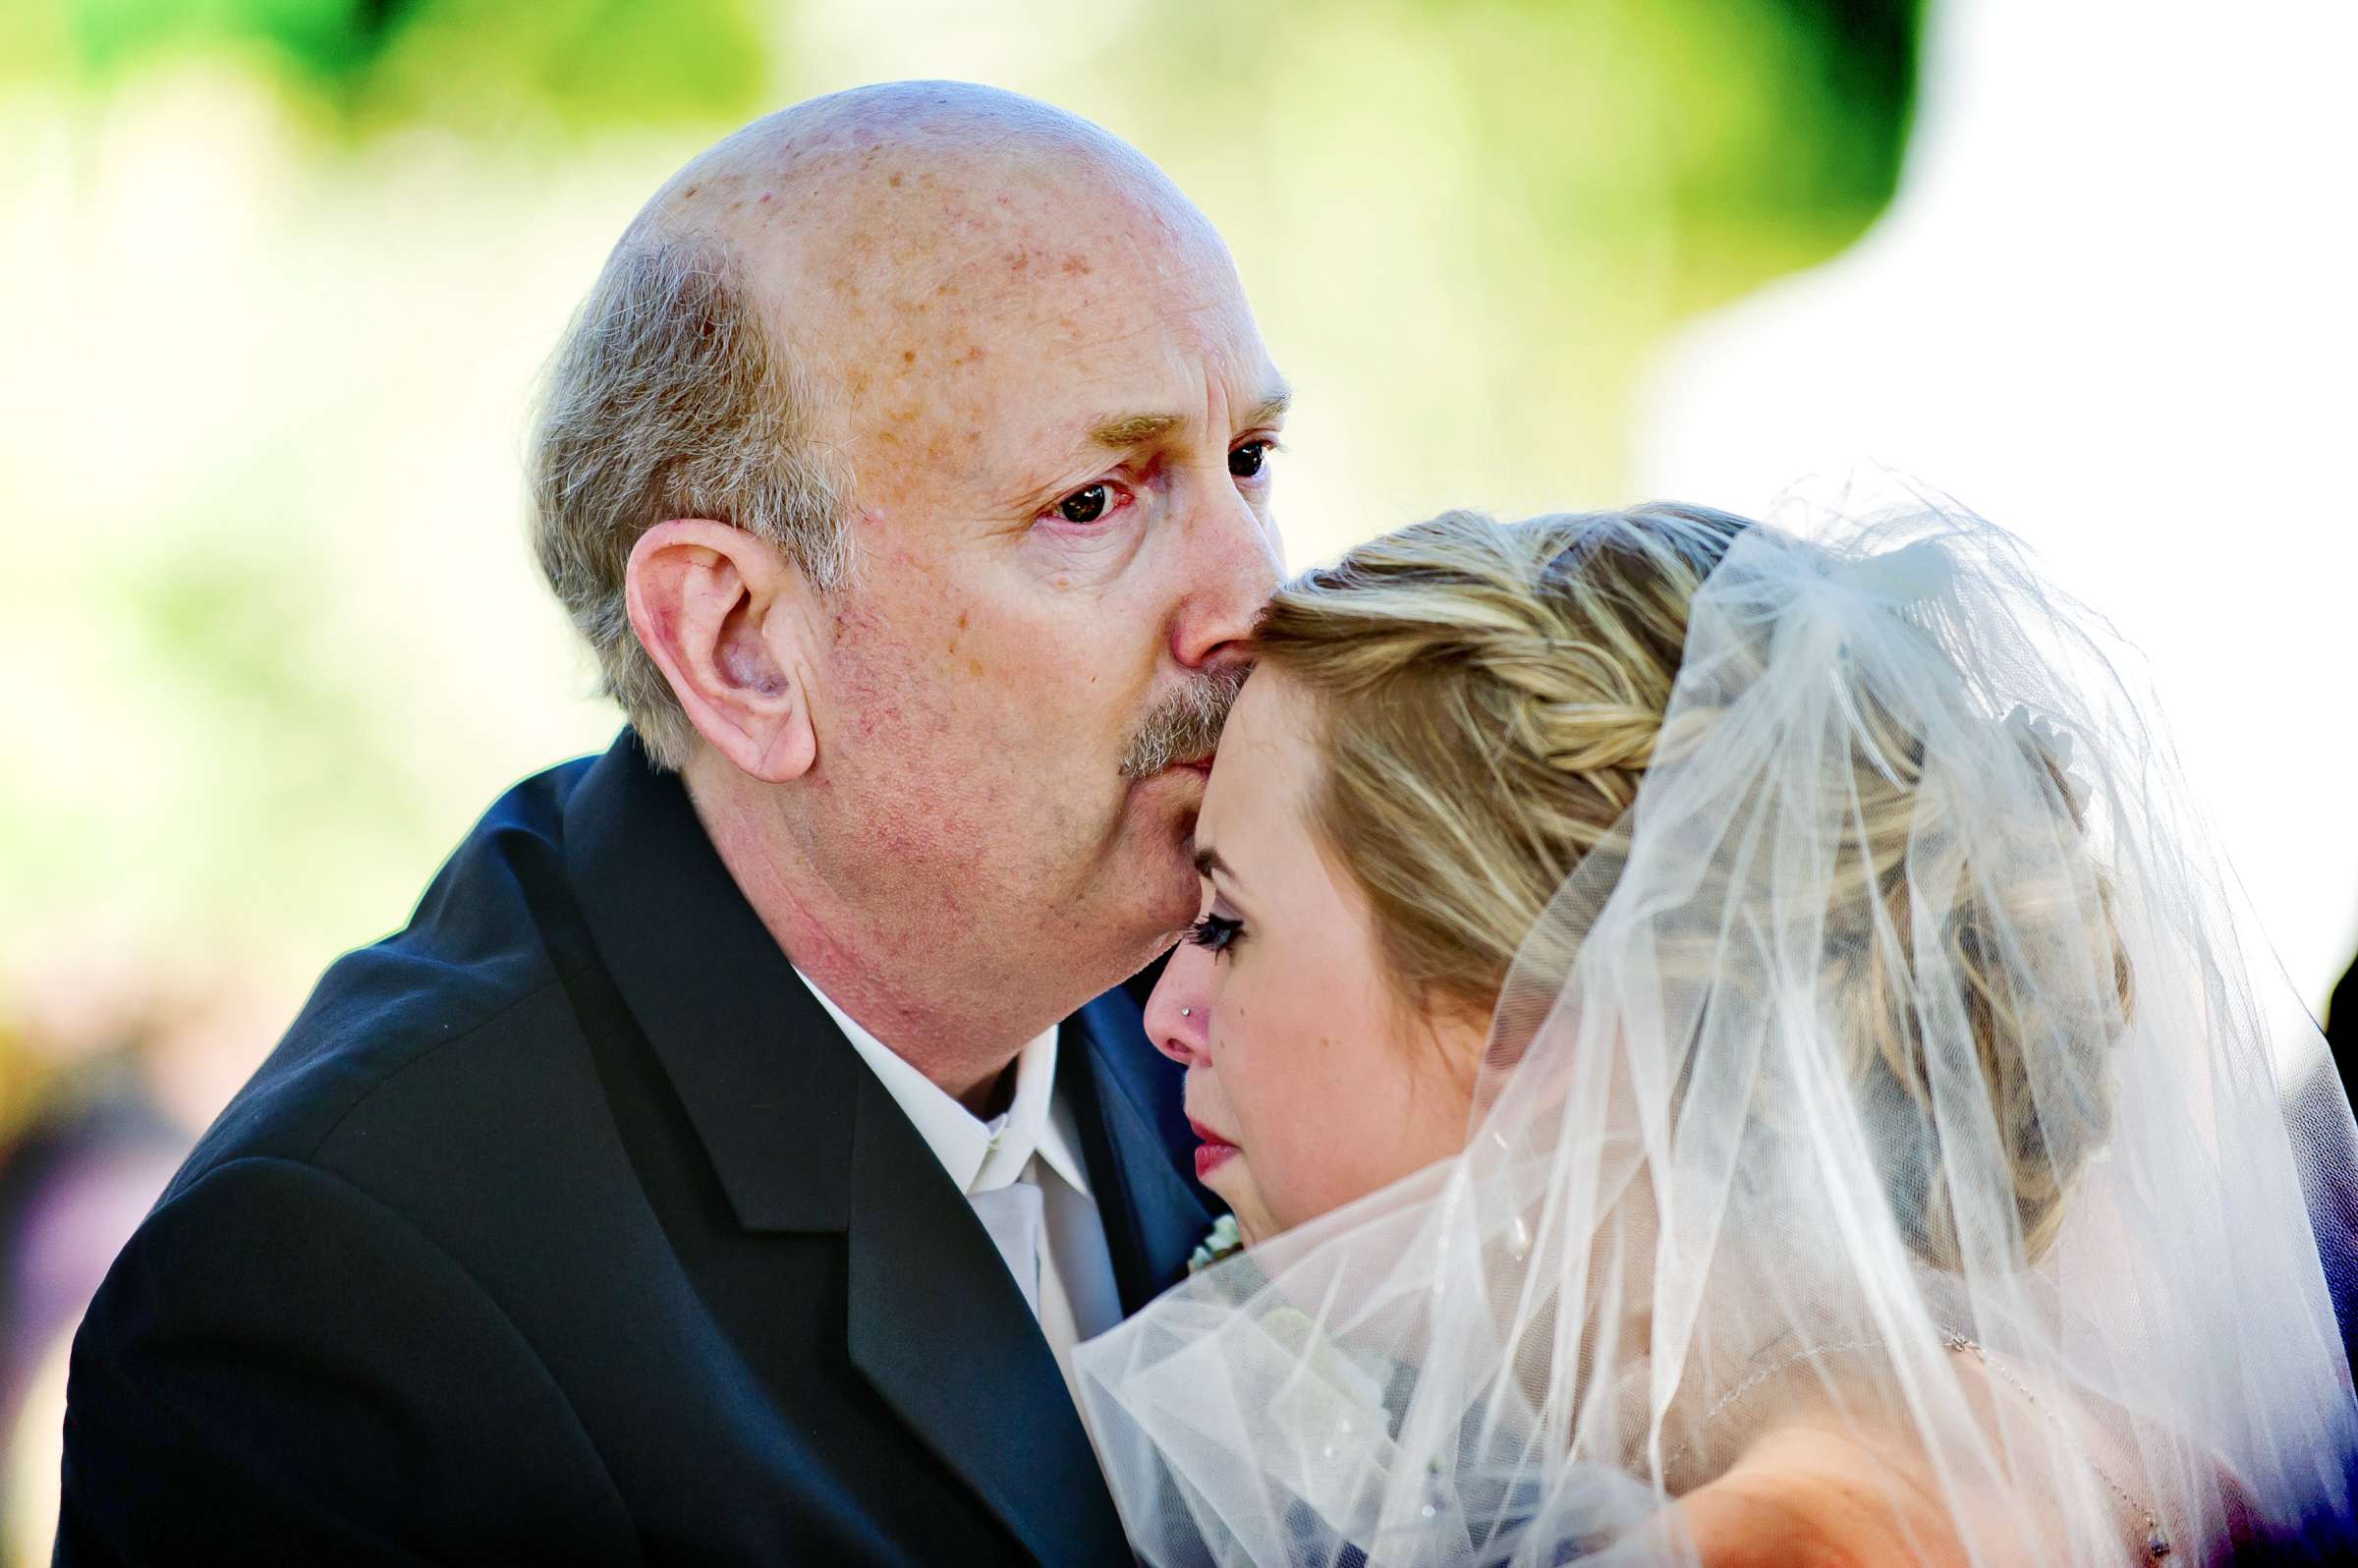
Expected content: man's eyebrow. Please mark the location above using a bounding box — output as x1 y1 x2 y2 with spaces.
1240 386 1291 429
1089 412 1184 449
1085 384 1292 451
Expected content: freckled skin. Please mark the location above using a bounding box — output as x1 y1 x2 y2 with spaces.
636 84 1285 1102
1146 673 1485 1242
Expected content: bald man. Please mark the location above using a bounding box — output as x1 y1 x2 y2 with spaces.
56 84 1283 1566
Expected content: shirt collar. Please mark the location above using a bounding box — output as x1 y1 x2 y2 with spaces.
793 969 1091 1201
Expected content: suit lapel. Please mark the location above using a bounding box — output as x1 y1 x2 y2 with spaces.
843 1071 1131 1567
563 733 853 1231
564 733 1136 1565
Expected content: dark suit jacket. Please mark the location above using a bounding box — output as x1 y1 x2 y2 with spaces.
55 732 1214 1566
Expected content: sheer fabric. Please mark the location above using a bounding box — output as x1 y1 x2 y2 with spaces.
1077 511 2358 1566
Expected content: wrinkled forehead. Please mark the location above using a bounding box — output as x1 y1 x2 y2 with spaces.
674 124 1271 492
944 212 1267 458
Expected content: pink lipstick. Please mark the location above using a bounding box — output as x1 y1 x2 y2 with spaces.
1189 1118 1239 1180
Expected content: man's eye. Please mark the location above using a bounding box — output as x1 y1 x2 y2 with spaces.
1058 483 1112 524
1229 441 1271 479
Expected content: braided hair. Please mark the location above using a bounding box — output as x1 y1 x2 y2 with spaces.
1249 504 2131 1264
1250 504 1749 1019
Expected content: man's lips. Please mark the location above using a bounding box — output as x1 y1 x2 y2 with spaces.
1132 757 1211 787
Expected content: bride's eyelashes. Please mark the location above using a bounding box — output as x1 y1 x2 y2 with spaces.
1186 912 1245 957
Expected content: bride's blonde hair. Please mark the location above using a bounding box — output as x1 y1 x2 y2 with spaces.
1251 505 2132 1263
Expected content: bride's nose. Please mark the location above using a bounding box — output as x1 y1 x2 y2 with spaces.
1145 950 1211 1067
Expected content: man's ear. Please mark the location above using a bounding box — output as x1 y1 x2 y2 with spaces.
625 519 818 783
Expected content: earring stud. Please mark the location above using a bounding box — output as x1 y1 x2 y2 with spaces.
1180 1008 1193 1018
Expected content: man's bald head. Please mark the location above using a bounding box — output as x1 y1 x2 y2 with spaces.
652 80 1201 252
653 83 1239 432
531 83 1241 767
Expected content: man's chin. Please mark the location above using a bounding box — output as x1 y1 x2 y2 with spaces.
1100 765 1211 933
1117 839 1207 949
1139 879 1207 953
1119 760 1209 834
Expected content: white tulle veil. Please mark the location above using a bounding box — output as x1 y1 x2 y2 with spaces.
1076 506 2358 1566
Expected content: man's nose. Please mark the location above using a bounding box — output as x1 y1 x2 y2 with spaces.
1144 946 1213 1067
1169 482 1281 673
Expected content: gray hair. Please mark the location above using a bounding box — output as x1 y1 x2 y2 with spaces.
528 236 851 770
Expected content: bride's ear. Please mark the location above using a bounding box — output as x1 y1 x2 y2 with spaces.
625 519 819 783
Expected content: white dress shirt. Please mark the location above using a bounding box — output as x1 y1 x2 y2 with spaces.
792 970 1124 1414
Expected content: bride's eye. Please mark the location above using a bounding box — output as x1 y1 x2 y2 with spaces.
1186 913 1244 957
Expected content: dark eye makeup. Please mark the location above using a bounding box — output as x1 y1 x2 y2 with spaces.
1186 912 1244 957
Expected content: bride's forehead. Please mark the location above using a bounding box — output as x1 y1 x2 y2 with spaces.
1200 675 1320 842
1209 675 1302 779
1232 664 1312 741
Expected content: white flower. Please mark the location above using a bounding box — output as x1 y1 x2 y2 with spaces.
1187 1213 1244 1273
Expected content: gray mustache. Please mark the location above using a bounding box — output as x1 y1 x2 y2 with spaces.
1119 665 1248 779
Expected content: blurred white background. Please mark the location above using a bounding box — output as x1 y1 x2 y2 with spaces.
1642 0 2358 1003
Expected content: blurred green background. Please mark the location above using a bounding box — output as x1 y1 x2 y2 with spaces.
0 0 1921 1040
0 1 1922 1545
4 0 2354 1557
